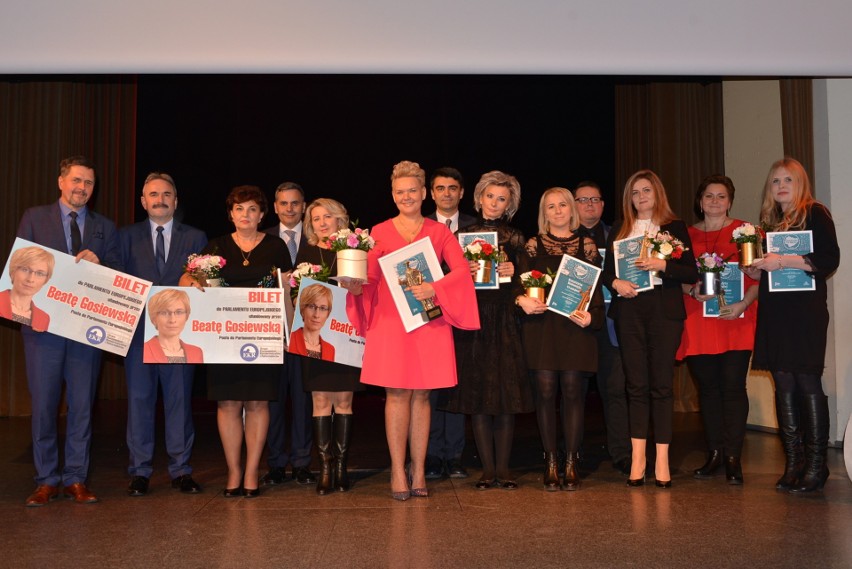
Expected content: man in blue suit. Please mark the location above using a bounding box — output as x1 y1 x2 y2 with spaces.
17 156 121 506
119 172 208 497
261 182 316 485
424 167 476 479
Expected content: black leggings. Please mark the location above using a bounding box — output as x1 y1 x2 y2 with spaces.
532 370 587 454
471 414 515 480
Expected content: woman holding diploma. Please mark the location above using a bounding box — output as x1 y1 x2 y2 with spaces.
676 176 758 484
515 187 603 491
602 170 697 488
294 198 363 495
180 185 292 498
745 158 839 493
343 161 478 500
444 170 532 490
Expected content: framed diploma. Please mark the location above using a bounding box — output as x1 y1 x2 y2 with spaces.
613 235 652 293
458 231 499 290
1 238 150 356
597 248 612 304
378 237 445 333
546 254 602 319
703 263 745 318
766 230 815 292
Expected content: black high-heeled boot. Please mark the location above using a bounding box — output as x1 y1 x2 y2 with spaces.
314 416 334 496
333 414 353 492
542 451 559 492
775 392 804 490
724 456 744 485
789 394 830 493
693 449 722 479
563 452 580 491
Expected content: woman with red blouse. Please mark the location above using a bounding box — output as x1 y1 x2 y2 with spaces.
676 175 758 484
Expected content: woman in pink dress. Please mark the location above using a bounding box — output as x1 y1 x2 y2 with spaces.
343 160 479 500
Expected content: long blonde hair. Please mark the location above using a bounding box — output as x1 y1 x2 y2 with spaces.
614 170 677 240
759 157 815 231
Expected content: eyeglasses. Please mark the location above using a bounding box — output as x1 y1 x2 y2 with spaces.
16 267 49 279
575 197 602 204
156 309 188 318
304 304 330 313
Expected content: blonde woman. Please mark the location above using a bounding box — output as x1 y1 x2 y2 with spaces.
745 158 839 493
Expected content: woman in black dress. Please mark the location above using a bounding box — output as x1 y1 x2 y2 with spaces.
293 198 363 495
515 188 603 491
602 170 697 488
181 185 292 497
444 170 533 490
745 158 840 493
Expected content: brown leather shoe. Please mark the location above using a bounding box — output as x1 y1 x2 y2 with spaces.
25 484 59 507
63 483 99 504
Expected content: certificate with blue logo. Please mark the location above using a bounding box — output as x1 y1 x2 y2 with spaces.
546 255 602 318
458 231 499 290
766 230 815 292
613 236 652 293
703 263 744 318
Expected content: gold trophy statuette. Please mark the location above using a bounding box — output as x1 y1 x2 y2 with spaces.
497 246 512 284
571 286 592 319
716 289 733 318
402 259 443 321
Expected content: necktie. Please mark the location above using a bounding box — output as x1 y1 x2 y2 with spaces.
446 219 453 231
156 226 166 275
285 230 298 264
69 211 82 256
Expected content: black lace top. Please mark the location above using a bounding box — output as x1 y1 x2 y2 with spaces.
524 232 601 265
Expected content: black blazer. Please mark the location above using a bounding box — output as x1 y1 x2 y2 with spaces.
427 211 477 234
601 219 697 321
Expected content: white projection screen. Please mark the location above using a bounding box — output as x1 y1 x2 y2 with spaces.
2 0 851 75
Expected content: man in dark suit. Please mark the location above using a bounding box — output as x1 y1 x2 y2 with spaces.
424 167 476 479
575 181 631 476
119 172 207 497
17 156 121 506
261 181 316 485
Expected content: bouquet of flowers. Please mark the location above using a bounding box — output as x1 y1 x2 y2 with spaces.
462 238 501 262
519 269 555 288
696 252 728 273
730 222 763 244
326 223 376 252
184 253 226 284
289 262 331 300
645 231 687 260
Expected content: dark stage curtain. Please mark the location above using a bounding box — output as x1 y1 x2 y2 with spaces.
780 78 815 186
614 79 724 225
0 76 137 416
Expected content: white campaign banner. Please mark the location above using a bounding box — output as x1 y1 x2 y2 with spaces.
143 286 285 364
0 238 150 356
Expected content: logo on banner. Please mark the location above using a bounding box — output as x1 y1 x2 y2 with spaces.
86 326 106 345
240 343 259 362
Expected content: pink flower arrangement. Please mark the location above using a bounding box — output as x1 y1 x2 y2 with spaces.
696 252 728 273
184 253 226 281
326 225 375 252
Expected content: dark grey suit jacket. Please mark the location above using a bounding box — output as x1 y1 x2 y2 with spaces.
17 201 121 269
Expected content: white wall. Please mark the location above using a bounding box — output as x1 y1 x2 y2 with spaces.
814 78 852 444
2 1 852 74
722 80 784 431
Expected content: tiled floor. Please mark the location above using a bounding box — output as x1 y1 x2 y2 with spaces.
3 390 850 569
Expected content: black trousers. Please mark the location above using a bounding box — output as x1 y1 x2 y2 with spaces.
615 289 683 444
686 350 751 456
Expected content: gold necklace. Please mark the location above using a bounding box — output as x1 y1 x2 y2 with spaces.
395 216 424 242
235 232 260 266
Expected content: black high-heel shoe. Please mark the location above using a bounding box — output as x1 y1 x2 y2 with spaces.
223 487 242 498
654 479 672 489
627 473 645 487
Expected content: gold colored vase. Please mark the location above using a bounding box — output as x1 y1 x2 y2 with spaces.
525 287 546 302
